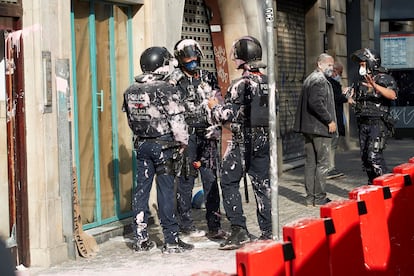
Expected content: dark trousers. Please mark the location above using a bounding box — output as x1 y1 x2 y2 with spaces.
132 139 178 244
358 121 388 184
177 130 221 231
303 134 331 202
221 129 271 235
0 239 14 276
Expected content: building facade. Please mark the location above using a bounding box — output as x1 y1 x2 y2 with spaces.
1 0 399 268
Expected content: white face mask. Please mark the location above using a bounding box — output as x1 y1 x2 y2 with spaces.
333 75 341 83
359 66 367 76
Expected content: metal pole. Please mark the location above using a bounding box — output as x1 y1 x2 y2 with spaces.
264 0 279 240
374 0 381 51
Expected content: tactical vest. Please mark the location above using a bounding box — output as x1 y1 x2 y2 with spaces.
244 74 269 127
123 80 174 138
177 69 217 128
354 73 394 118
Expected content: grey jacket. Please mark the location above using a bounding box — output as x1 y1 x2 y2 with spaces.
293 70 336 137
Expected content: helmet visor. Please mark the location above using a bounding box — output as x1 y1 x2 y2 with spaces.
180 45 200 58
175 39 203 60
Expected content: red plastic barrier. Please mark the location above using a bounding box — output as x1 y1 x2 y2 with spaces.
393 162 414 183
283 218 330 276
349 185 390 271
375 172 414 274
236 240 293 276
373 173 405 188
320 199 366 275
373 173 409 274
409 157 414 163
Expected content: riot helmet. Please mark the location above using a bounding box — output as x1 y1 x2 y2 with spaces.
140 46 173 74
174 39 203 73
351 48 382 73
231 36 266 69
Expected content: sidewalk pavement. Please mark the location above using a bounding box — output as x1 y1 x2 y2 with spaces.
31 137 414 276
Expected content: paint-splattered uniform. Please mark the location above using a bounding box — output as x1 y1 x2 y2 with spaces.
354 73 398 184
173 68 223 234
123 73 188 245
211 70 272 238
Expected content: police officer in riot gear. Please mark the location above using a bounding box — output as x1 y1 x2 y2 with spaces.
123 46 193 254
208 36 272 249
351 48 398 184
171 39 226 240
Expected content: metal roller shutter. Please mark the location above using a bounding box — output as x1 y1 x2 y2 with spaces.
181 0 306 163
180 0 222 182
181 0 216 74
277 0 306 162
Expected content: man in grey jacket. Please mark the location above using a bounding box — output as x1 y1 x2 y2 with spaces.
294 53 337 206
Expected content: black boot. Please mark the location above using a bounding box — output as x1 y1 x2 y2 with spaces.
219 225 250 250
133 239 157 252
207 228 228 240
161 238 194 254
259 230 273 240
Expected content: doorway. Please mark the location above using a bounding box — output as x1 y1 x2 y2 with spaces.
72 0 135 228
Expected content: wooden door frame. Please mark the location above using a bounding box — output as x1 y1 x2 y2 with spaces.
2 2 30 267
